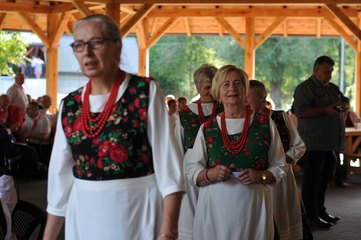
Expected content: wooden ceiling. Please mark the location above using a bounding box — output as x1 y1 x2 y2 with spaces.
0 1 360 46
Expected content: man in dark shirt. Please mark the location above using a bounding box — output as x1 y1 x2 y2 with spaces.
293 55 346 229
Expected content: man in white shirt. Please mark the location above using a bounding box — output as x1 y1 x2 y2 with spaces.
6 72 29 114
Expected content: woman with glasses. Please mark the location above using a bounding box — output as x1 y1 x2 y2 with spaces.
43 14 184 240
186 65 286 240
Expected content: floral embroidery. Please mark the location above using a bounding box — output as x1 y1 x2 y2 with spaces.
179 103 223 151
203 113 270 170
62 75 155 180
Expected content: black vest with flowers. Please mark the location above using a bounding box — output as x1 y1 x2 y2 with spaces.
203 113 270 171
271 110 290 152
179 103 223 151
61 75 154 180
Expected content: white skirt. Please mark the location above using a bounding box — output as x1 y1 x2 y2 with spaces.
65 174 163 240
178 150 199 240
271 165 303 240
194 179 274 240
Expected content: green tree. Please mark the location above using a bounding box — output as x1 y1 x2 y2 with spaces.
150 36 219 99
255 37 342 109
0 32 29 75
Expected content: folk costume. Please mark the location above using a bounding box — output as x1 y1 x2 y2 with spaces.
269 110 305 240
175 102 222 239
187 112 286 240
47 73 184 240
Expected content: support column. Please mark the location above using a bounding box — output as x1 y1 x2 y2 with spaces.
138 47 149 77
244 17 255 79
355 39 361 114
46 14 58 113
106 3 120 27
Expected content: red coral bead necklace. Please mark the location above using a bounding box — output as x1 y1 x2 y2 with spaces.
221 108 251 154
81 71 124 138
197 100 218 123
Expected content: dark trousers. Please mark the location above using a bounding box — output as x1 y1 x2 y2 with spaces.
301 150 336 218
334 152 347 183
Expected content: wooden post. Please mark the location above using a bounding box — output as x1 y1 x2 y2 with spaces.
46 14 58 113
356 38 361 115
244 17 255 79
138 47 149 77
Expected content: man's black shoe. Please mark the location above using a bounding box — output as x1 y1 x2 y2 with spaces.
309 217 333 228
320 213 341 223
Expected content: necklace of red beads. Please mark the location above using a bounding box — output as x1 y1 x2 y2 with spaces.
221 108 251 154
81 71 124 138
197 100 218 123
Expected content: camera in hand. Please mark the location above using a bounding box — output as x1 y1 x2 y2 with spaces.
334 104 347 112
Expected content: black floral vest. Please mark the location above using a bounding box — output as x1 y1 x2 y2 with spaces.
271 110 290 152
203 113 270 171
61 75 154 180
179 103 223 151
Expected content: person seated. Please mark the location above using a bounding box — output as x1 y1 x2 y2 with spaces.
20 102 51 167
0 123 40 179
0 94 23 140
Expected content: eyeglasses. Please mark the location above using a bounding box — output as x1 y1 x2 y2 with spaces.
70 37 115 52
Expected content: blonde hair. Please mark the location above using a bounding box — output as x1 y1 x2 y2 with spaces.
211 65 249 101
249 80 267 102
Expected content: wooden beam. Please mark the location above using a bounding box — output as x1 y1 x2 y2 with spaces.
149 17 158 37
326 4 361 40
316 18 322 38
218 22 224 36
47 14 59 114
0 13 6 29
121 4 155 39
50 12 71 48
0 2 51 14
138 47 149 77
20 13 50 48
184 17 192 37
146 17 178 48
118 0 361 3
215 17 245 48
244 17 255 79
72 0 93 18
147 6 357 18
283 19 288 37
120 5 136 14
255 17 286 49
324 16 357 50
136 20 147 49
106 2 120 27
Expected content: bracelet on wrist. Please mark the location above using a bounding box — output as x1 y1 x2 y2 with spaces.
204 169 213 184
159 232 177 239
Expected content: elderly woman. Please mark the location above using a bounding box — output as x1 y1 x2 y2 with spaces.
43 14 184 240
247 80 309 240
187 65 286 240
175 64 222 239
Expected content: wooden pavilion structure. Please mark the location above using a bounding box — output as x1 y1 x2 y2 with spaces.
0 0 360 113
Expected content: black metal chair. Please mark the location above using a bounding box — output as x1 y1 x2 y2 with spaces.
11 200 47 240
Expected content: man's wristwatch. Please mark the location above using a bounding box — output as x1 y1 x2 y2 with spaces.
261 171 267 184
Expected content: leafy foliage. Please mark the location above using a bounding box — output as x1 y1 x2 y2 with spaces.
149 35 356 109
0 32 29 75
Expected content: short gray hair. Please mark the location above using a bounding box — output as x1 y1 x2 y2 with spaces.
193 64 218 89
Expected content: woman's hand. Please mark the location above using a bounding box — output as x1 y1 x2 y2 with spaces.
207 164 232 182
237 168 262 184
